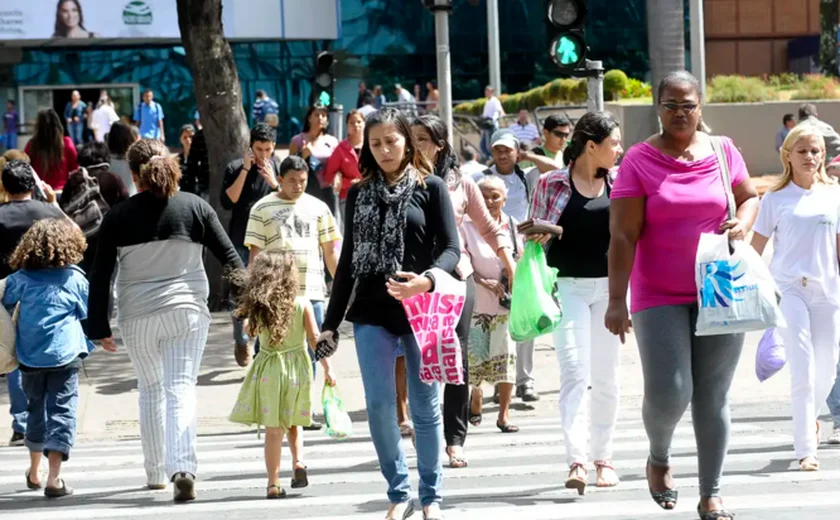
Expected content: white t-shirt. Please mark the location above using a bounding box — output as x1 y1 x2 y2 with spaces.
471 165 538 223
482 96 503 122
358 104 377 118
753 182 840 300
92 105 119 142
459 160 486 178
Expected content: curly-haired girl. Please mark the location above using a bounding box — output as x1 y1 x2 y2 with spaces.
229 250 335 499
1 218 108 498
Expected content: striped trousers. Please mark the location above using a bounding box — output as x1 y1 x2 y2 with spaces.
119 308 210 485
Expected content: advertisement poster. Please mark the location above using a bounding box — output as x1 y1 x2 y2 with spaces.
0 0 341 42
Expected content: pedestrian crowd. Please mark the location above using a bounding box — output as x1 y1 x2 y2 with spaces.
1 70 840 520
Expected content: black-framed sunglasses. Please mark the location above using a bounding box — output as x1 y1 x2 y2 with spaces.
660 102 699 113
551 130 570 139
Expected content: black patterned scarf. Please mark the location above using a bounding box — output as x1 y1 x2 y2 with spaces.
352 167 418 277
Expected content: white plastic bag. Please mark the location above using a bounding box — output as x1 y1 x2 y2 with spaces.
695 233 785 336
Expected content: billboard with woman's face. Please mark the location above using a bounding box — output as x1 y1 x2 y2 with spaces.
0 0 340 42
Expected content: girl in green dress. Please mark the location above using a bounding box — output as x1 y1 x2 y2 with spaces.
229 251 336 498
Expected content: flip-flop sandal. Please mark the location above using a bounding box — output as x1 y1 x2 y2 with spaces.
266 483 287 499
399 423 414 438
386 500 416 520
496 421 519 433
647 459 678 509
291 465 309 488
594 460 619 487
799 457 819 471
446 447 468 469
25 470 42 490
697 504 735 519
564 462 587 496
44 479 74 498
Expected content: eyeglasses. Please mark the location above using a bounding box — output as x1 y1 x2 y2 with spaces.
660 102 699 113
550 130 570 139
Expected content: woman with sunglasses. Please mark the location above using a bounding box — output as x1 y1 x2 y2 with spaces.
605 71 759 520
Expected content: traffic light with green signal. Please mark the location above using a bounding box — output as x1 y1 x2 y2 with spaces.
546 0 588 73
312 51 336 107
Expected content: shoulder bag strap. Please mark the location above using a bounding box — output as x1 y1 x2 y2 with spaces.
507 215 519 260
710 136 737 221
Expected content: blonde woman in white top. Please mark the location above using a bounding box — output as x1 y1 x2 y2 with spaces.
751 125 840 471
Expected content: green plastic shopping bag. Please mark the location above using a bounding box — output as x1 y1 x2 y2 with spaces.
322 383 354 439
508 241 563 342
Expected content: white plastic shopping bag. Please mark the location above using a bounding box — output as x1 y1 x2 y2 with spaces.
695 233 785 336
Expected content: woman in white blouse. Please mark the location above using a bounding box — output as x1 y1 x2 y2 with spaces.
751 124 840 472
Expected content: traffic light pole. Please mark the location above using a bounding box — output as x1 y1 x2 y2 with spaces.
584 59 604 112
427 0 454 144
487 0 502 94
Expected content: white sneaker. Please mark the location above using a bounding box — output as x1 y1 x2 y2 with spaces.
828 427 840 445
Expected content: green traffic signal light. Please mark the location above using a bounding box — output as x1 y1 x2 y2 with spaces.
556 36 580 65
319 90 332 107
550 33 585 69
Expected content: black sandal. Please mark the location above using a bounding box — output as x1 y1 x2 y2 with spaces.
469 389 483 426
291 465 308 488
44 479 74 498
697 504 735 519
266 483 287 499
25 470 41 490
646 459 678 509
496 421 519 433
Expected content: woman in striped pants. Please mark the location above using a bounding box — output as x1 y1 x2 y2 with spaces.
88 139 243 502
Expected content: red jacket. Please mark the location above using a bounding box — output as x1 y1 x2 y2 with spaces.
324 139 362 200
24 136 78 191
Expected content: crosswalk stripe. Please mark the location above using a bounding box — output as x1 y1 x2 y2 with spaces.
0 411 821 520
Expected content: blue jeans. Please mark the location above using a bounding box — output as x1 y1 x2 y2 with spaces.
68 122 84 146
354 323 442 507
7 369 28 434
827 359 840 428
21 368 79 460
232 245 250 346
2 131 17 151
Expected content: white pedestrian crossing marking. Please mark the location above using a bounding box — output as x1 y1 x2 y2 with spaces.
0 413 833 519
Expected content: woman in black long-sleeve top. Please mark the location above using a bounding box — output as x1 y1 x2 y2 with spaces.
87 139 243 502
320 108 460 520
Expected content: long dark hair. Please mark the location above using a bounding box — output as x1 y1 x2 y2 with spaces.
359 108 432 184
53 0 88 37
302 104 328 135
29 109 65 175
107 122 138 159
562 111 620 179
412 114 460 187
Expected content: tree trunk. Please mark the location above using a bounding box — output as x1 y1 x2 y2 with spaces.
646 0 686 105
176 0 249 310
820 0 839 76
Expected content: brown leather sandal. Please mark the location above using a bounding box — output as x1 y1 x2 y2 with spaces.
565 462 587 495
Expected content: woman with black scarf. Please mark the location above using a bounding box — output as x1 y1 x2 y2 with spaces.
320 108 459 520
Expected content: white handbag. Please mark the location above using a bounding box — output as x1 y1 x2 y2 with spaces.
0 278 19 374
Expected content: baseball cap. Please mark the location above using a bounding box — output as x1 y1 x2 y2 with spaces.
490 129 519 150
543 114 571 132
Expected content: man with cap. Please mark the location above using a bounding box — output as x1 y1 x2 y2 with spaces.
532 114 572 166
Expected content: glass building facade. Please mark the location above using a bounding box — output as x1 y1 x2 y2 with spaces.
0 0 653 146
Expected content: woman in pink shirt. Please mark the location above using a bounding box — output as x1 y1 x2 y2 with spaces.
412 114 516 468
606 71 759 520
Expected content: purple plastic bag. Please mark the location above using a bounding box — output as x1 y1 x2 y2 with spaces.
755 328 786 382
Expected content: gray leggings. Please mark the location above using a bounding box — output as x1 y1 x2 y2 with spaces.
633 303 744 497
